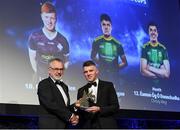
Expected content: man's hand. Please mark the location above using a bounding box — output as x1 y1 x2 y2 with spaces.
69 114 79 125
75 99 82 108
85 106 100 113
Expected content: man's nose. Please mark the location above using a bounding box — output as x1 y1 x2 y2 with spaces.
57 70 62 73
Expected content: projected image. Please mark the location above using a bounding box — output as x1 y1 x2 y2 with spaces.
28 2 70 84
91 14 128 92
135 22 172 110
1 0 180 112
140 23 170 80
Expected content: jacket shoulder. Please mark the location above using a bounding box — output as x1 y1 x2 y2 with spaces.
99 80 113 87
39 78 51 83
38 78 52 88
78 85 86 92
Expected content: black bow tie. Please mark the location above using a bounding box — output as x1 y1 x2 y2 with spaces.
55 80 64 86
55 80 67 92
88 82 97 87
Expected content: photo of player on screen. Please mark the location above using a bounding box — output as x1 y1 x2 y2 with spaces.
28 2 70 83
140 22 170 87
91 13 128 91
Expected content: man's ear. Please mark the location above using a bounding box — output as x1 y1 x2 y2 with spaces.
48 67 51 74
96 68 99 75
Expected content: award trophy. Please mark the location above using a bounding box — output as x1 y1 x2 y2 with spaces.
78 90 95 110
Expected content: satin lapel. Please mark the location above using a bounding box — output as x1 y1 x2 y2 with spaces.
84 84 90 94
61 83 69 96
62 83 70 106
48 77 68 105
96 80 103 104
48 77 57 88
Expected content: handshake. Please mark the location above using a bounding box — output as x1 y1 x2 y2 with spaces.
69 113 79 126
69 90 101 126
68 90 91 126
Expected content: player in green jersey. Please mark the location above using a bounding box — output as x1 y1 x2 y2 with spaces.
140 22 170 87
91 14 128 91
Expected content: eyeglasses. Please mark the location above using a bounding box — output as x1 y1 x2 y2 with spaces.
50 67 64 71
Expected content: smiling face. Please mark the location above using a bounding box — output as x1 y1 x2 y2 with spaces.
149 25 158 43
41 12 56 31
48 60 64 80
83 65 99 82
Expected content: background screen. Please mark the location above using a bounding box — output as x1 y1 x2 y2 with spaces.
0 0 180 112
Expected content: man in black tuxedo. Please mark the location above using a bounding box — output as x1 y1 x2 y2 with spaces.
37 58 79 128
76 60 119 128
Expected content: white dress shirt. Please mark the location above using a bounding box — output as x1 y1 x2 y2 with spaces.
88 78 99 103
51 77 68 106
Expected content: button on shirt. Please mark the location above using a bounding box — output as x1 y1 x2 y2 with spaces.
88 79 99 103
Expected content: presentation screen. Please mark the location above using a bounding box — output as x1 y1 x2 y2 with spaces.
0 0 180 112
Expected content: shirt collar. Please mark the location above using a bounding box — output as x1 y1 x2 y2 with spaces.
89 78 99 86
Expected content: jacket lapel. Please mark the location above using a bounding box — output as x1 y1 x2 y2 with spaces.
96 80 102 105
62 83 70 106
48 77 70 106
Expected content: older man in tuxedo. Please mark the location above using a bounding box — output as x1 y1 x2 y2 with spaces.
76 60 119 128
37 58 78 128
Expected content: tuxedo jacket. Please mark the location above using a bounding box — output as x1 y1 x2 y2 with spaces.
37 77 72 129
77 80 119 128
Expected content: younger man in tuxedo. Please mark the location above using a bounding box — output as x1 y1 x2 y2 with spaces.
76 60 119 128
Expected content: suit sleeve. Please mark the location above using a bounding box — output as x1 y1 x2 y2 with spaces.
99 82 119 116
37 81 72 122
77 88 84 100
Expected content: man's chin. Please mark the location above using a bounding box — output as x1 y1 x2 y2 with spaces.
47 27 55 31
54 77 62 81
104 33 110 36
87 79 94 82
